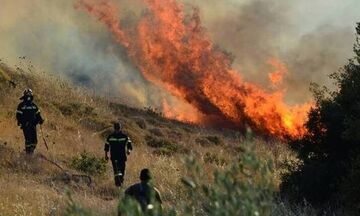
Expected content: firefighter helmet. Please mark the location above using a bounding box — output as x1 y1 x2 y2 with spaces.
23 88 33 96
20 88 33 100
114 122 122 130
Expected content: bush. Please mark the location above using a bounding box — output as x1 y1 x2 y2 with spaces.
145 135 179 155
70 152 107 175
181 143 275 216
203 152 227 166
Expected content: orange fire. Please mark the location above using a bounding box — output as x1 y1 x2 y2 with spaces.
267 58 287 87
162 99 203 123
77 0 312 139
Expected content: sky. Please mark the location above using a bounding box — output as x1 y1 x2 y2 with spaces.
293 0 360 33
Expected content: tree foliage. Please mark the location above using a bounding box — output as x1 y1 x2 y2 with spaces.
281 23 360 209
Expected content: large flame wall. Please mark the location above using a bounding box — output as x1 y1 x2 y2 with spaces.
77 0 312 139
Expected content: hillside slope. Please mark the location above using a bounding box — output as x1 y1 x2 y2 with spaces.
0 61 291 215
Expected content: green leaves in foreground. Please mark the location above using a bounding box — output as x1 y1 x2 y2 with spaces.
181 145 275 216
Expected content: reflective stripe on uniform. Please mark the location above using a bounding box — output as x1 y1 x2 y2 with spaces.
108 138 127 142
115 172 123 177
21 106 37 110
16 110 23 114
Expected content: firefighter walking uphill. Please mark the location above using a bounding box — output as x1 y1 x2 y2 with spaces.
105 122 133 187
16 89 44 155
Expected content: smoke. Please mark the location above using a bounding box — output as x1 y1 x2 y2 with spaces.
187 0 292 80
283 25 355 103
0 0 359 109
0 0 169 107
185 0 358 103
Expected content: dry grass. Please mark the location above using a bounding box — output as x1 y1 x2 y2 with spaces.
0 61 297 215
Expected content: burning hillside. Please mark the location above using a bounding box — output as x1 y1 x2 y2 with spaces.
76 0 312 139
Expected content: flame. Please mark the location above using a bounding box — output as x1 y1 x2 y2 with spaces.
267 58 287 87
77 0 312 139
162 99 203 123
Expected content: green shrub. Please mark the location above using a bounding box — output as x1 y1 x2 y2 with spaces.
70 152 107 175
181 143 275 216
146 135 179 155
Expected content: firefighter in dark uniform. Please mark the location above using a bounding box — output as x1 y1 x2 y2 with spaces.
105 122 133 187
16 89 44 154
125 169 162 213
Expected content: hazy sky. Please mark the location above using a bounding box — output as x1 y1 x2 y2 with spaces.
191 0 360 34
293 0 360 33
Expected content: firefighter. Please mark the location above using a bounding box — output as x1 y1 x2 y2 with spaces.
124 169 162 213
104 122 133 187
16 89 44 155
